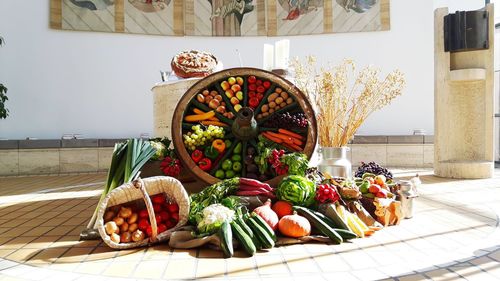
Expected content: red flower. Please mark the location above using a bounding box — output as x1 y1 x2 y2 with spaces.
160 156 182 177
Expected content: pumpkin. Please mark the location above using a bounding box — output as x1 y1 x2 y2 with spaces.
278 212 311 238
253 199 279 230
272 201 293 219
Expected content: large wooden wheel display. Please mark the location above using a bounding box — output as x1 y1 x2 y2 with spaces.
172 68 317 187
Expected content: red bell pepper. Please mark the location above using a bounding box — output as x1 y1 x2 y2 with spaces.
191 149 203 163
198 157 212 171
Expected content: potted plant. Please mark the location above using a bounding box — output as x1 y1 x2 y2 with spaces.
0 36 8 119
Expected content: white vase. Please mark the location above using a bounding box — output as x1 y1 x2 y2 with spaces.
318 147 352 179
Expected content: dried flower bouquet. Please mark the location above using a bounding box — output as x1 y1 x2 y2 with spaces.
291 57 406 147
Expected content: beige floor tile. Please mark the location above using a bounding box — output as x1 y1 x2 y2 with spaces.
20 226 55 237
255 254 289 276
28 247 69 264
322 272 361 281
101 261 137 278
170 248 197 259
196 258 226 278
226 256 258 277
285 254 318 274
0 249 16 258
0 237 37 249
142 244 171 260
5 249 41 262
132 260 168 279
85 247 117 261
398 274 431 281
314 254 351 272
48 262 80 272
163 258 196 279
74 260 110 275
198 248 224 258
112 248 145 262
424 268 462 280
56 247 94 263
21 236 60 249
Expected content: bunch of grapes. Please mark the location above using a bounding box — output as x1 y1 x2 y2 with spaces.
183 125 224 151
355 161 393 180
263 112 308 129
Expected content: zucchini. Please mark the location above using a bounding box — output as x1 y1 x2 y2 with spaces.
239 214 262 250
219 221 233 258
319 203 351 231
333 228 358 240
250 212 277 242
230 221 256 256
294 206 343 244
246 216 275 249
309 209 358 239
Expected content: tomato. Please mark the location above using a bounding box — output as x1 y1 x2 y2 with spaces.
170 212 179 222
138 219 150 231
369 184 381 194
167 203 179 213
248 91 256 98
153 203 162 213
151 194 165 205
157 224 167 233
166 220 175 229
139 209 149 219
248 75 257 84
257 85 265 93
263 81 271 89
256 93 264 100
248 97 259 108
256 79 263 86
146 225 153 237
155 214 162 224
248 83 257 91
160 211 170 222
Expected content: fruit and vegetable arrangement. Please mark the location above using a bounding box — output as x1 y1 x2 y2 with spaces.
175 160 413 258
175 69 316 184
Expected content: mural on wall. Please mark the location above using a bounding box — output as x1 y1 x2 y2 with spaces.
275 0 325 36
333 0 384 33
61 0 115 32
184 0 266 36
50 0 390 36
124 0 175 35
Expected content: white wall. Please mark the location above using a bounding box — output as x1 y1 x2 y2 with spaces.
0 0 487 139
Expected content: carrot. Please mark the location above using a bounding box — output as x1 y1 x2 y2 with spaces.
200 120 228 127
184 111 215 122
193 108 219 121
283 142 303 152
278 129 304 140
266 131 295 145
193 108 205 115
292 138 303 146
262 132 283 144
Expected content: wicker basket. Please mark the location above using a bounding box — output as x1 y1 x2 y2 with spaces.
97 176 189 249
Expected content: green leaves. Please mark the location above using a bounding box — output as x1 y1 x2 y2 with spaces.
276 175 316 207
281 153 309 176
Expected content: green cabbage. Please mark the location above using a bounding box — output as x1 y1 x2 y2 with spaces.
276 175 316 207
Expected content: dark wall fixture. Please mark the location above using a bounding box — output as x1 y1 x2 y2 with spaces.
444 10 489 52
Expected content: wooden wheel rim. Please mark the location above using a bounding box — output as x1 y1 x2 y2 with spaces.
171 67 318 186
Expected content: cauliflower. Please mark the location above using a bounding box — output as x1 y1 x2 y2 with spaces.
197 204 235 234
150 141 167 160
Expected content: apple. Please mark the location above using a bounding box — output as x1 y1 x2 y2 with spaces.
248 83 257 91
228 77 236 85
231 84 241 92
365 177 375 184
236 91 243 100
230 96 240 105
225 89 234 98
248 91 256 98
263 81 271 89
234 104 242 112
256 79 263 86
374 175 386 186
257 85 266 93
221 81 230 91
236 76 244 86
248 75 257 84
368 184 381 194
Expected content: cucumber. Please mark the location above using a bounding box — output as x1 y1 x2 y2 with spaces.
246 216 275 249
230 221 256 256
219 221 233 258
320 203 352 231
294 206 343 244
250 212 277 242
239 215 262 250
308 209 358 239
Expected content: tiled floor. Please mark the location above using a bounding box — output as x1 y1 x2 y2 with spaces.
0 171 499 281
